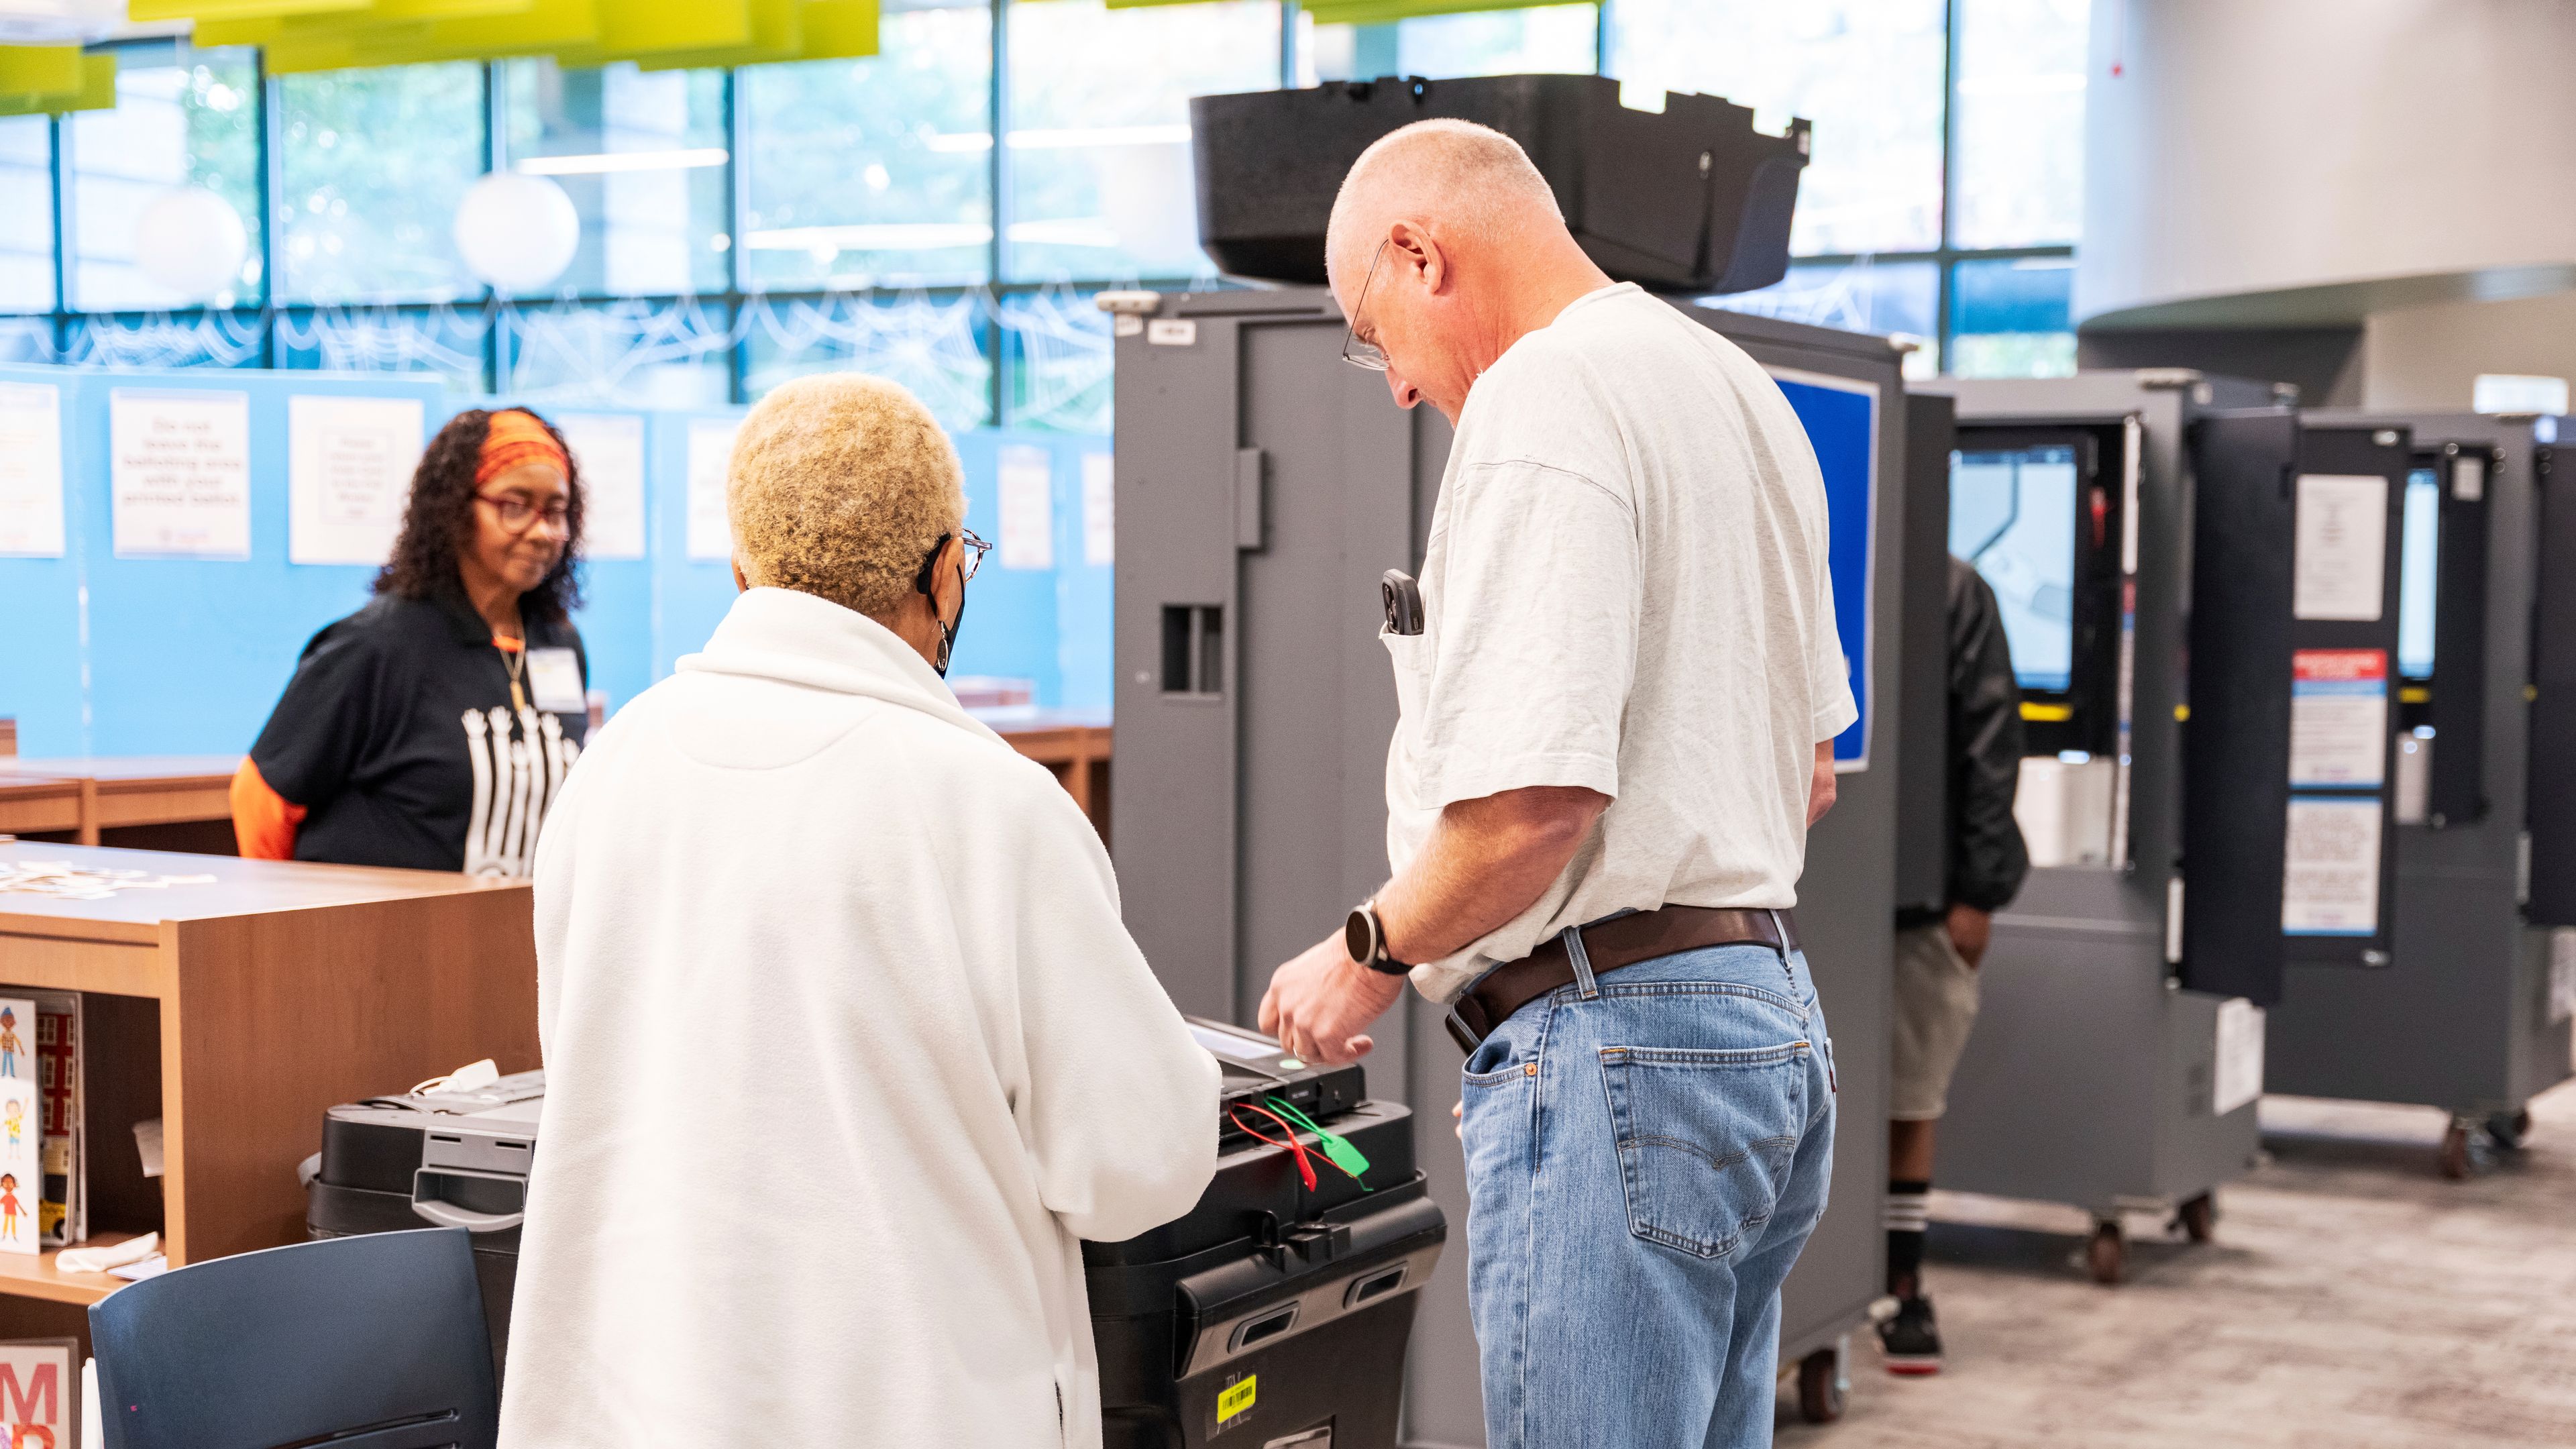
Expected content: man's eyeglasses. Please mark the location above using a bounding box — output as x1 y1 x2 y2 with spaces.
476 492 572 531
1340 238 1391 372
916 527 993 591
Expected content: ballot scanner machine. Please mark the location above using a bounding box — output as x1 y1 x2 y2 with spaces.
1109 286 1911 1430
2259 411 2575 1177
306 1030 1441 1446
1935 372 2308 1282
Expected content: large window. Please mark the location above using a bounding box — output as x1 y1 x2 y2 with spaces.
24 5 2084 407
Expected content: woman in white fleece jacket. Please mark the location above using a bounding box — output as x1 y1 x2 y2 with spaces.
498 374 1218 1449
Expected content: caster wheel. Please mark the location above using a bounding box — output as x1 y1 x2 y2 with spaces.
1796 1346 1845 1424
2439 1120 2477 1181
2086 1220 2125 1285
2176 1192 2216 1244
2485 1110 2533 1151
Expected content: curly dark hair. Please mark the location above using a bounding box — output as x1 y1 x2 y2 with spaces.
374 408 585 623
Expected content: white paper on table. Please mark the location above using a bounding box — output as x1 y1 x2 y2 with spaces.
2288 649 2388 788
556 412 646 560
686 418 739 562
111 389 252 560
2294 473 2389 621
2282 795 2383 936
287 394 425 566
131 1116 162 1179
2212 998 2265 1116
0 381 64 557
1081 451 1114 567
998 443 1053 571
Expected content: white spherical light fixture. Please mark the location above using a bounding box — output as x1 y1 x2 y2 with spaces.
452 172 580 294
133 188 249 303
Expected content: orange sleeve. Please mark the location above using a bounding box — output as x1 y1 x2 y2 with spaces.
230 757 307 861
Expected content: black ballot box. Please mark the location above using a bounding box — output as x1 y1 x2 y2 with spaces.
1087 1024 1446 1449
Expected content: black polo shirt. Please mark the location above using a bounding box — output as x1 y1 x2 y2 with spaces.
249 590 590 875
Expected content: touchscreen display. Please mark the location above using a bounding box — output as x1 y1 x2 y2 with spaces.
1951 444 2079 694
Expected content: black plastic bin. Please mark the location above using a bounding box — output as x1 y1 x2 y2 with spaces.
1190 72 1808 294
1088 1099 1443 1449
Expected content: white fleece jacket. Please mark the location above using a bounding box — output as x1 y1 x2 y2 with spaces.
498 587 1218 1449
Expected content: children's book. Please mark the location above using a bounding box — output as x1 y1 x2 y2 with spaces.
30 996 78 1250
0 1000 36 1257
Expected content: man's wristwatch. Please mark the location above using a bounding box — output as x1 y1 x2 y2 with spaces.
1344 900 1412 976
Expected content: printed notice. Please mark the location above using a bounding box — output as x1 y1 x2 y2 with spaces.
2283 795 2383 936
2212 998 2265 1116
2294 473 2389 621
999 443 1053 570
2289 648 2389 787
111 389 251 559
288 394 425 566
0 382 62 557
686 417 740 562
1081 451 1114 567
557 413 646 560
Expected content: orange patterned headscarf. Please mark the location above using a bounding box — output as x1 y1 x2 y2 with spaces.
476 409 570 487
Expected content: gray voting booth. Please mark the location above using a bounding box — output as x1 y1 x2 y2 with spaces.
2265 411 2575 1177
1937 373 2302 1283
1108 285 1908 1440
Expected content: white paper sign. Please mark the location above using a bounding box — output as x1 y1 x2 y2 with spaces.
111 389 252 560
2551 929 2575 1025
0 382 62 557
686 417 739 562
998 443 1054 570
288 394 425 566
2283 795 2383 936
2213 998 2265 1116
2294 473 2388 621
2288 649 2388 788
1082 451 1114 567
555 412 646 561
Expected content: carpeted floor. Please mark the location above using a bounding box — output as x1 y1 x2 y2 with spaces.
1779 1079 2576 1447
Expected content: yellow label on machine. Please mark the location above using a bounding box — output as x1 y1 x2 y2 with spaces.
1218 1375 1257 1424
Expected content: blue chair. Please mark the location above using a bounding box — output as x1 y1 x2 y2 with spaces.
88 1227 496 1449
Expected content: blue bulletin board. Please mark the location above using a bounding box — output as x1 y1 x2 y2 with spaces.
1768 369 1879 771
0 360 1112 759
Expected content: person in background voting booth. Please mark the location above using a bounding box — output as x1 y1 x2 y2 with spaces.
229 409 590 875
1878 555 2028 1376
498 374 1218 1449
1259 121 1850 1449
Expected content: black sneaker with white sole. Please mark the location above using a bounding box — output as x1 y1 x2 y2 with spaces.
1877 1293 1943 1376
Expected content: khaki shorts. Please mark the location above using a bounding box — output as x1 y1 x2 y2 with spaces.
1890 920 1982 1122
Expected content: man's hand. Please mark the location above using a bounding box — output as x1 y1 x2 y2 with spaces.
1258 932 1407 1065
1808 740 1837 826
1946 903 1992 968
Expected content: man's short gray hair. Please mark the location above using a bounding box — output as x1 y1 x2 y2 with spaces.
1325 119 1563 294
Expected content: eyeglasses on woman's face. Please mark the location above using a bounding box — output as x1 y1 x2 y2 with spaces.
476 490 572 533
918 527 994 590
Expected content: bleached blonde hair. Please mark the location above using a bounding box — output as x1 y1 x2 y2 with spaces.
727 372 965 622
1324 119 1564 299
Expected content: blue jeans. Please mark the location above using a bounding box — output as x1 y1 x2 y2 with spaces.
1460 938 1837 1449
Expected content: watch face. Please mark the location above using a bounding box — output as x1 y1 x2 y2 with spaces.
1344 907 1375 964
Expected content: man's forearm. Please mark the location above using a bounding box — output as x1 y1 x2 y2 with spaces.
1373 786 1608 965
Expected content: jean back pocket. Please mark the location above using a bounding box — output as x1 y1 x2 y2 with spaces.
1598 1041 1810 1260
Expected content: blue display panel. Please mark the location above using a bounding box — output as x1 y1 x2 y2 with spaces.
1769 370 1878 770
1951 442 2079 694
0 360 1112 758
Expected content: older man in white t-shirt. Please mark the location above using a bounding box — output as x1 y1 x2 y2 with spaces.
1257 120 1852 1449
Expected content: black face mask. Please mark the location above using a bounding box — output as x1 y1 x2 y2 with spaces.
916 533 969 678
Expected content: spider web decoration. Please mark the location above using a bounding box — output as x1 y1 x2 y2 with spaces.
274 303 490 388
1705 258 1895 335
65 309 264 368
504 294 743 408
0 317 54 364
997 286 1112 436
748 289 991 432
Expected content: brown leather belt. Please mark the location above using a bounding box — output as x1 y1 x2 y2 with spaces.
1445 904 1799 1053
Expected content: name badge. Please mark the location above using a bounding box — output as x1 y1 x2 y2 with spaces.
526 647 586 714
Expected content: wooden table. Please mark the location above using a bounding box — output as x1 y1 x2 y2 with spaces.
978 711 1112 844
0 843 539 1316
0 757 241 849
0 774 85 841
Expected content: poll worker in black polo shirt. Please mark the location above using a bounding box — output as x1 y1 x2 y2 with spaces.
231 408 590 875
